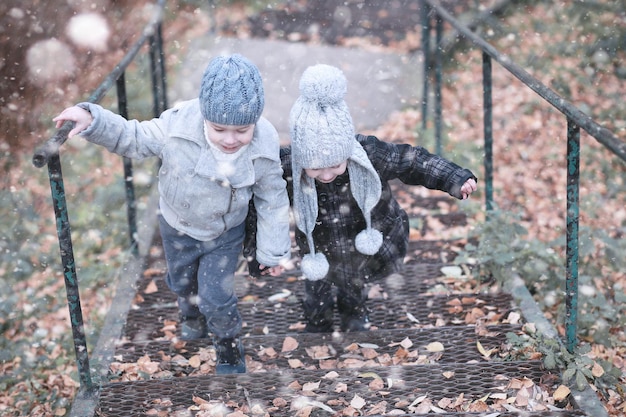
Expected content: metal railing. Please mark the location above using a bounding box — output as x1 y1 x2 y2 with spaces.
420 0 626 353
31 0 168 391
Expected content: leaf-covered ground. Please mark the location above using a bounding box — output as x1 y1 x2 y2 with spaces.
1 0 625 416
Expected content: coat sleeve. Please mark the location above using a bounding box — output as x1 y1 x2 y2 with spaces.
76 102 167 159
249 154 292 267
244 147 293 275
359 134 477 200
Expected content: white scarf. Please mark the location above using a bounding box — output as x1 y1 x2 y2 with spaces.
204 123 249 180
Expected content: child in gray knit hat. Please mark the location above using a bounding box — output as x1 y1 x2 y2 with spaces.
53 54 291 373
246 63 477 332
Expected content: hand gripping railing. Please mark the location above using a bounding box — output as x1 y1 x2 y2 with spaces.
31 0 168 392
420 0 626 356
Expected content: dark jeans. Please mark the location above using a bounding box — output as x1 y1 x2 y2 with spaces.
159 215 245 339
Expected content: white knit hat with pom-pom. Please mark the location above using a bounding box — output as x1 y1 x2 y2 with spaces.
290 64 383 281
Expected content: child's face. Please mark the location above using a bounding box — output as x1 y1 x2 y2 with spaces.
205 121 255 153
304 161 348 183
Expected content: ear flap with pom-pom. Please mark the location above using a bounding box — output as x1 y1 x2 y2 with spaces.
301 252 330 281
355 228 383 255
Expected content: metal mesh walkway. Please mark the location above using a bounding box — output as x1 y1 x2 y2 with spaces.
90 192 590 416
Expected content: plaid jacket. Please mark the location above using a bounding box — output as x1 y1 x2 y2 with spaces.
246 134 476 282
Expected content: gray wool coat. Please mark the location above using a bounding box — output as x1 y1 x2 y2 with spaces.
77 99 291 267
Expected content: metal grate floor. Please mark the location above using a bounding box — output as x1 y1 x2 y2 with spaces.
97 362 584 417
121 291 516 342
89 191 593 416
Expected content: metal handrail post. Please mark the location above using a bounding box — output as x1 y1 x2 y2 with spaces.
482 52 494 212
47 155 93 390
434 13 443 155
421 3 431 131
116 73 139 256
149 22 168 117
565 118 581 352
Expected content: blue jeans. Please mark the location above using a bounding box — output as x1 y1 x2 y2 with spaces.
159 216 245 339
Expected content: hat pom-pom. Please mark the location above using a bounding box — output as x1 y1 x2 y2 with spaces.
301 252 329 281
355 228 383 255
300 64 347 106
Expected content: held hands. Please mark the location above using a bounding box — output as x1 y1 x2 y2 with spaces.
258 265 284 277
52 106 94 138
251 258 295 278
461 178 477 200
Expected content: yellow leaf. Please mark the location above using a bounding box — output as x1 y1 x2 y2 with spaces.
359 372 382 380
476 340 493 358
553 384 571 401
426 342 445 352
188 355 201 368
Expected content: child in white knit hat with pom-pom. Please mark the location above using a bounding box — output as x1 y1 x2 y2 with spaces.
247 63 477 333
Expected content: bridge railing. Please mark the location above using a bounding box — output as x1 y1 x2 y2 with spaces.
31 0 168 392
421 0 626 353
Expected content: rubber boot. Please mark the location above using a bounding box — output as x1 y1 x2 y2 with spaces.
302 299 335 333
214 337 246 374
180 315 208 340
338 302 370 332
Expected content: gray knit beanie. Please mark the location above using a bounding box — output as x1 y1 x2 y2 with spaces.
199 54 264 125
290 64 383 281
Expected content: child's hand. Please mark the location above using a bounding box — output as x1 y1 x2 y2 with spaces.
53 106 94 138
248 258 293 278
263 265 284 277
460 178 477 200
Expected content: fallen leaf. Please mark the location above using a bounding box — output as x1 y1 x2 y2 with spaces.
440 265 463 278
400 337 413 349
358 342 380 349
268 289 291 302
288 381 302 390
273 397 288 407
369 378 385 390
144 280 158 294
188 355 201 368
553 384 571 401
288 359 304 368
476 340 494 358
302 381 320 392
359 372 382 380
335 382 348 393
143 268 164 278
282 336 299 352
350 394 366 410
507 311 521 324
406 312 420 323
344 342 359 352
426 342 445 352
592 361 604 378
